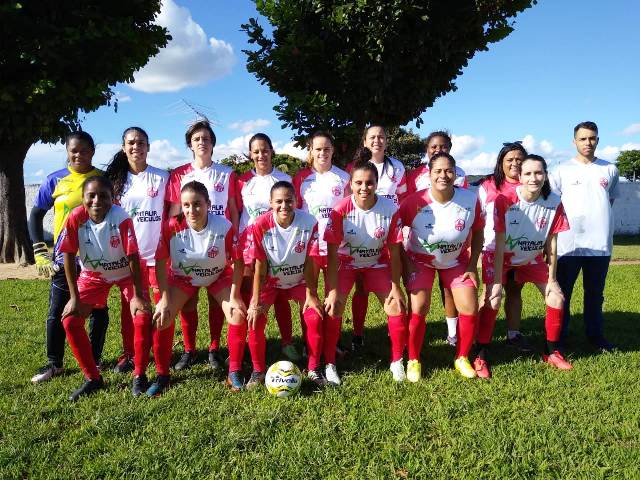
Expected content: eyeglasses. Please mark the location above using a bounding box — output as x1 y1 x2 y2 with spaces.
502 141 523 147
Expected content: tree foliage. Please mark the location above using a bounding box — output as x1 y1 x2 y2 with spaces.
219 153 305 177
242 0 536 149
616 150 640 182
385 127 425 169
0 1 169 263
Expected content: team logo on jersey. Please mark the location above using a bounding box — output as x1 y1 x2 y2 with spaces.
505 234 527 250
346 228 357 235
599 177 609 188
110 235 120 248
454 219 465 232
294 241 306 253
374 227 386 239
207 246 219 258
83 253 105 269
419 239 445 253
332 186 342 196
147 187 159 198
214 182 224 192
536 217 548 229
129 205 141 218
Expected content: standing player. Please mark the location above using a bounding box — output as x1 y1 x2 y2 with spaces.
59 176 150 401
396 153 483 381
29 132 109 384
477 142 530 351
105 126 172 395
245 181 325 387
405 131 467 347
153 181 247 394
345 125 408 353
324 151 407 384
475 154 571 378
237 133 299 361
165 120 238 372
550 121 619 351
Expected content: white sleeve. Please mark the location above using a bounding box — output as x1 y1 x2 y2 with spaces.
549 167 562 195
609 165 620 199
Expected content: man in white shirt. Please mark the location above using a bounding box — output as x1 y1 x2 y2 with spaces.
550 121 619 352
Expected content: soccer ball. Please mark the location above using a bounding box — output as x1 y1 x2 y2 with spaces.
265 361 302 398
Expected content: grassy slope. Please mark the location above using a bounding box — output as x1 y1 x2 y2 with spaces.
1 266 639 479
612 235 640 261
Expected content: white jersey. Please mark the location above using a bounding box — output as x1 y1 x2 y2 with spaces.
397 188 483 270
166 162 236 217
325 195 400 270
293 166 350 256
118 165 169 266
60 205 138 283
550 157 619 256
347 156 407 204
156 213 237 287
408 157 468 192
237 168 292 233
477 176 520 252
250 210 319 289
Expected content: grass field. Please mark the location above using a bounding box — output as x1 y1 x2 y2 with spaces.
612 234 640 261
1 265 640 479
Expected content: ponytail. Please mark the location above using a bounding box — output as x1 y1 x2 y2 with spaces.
105 150 130 199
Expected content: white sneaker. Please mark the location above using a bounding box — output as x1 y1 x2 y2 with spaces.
31 364 64 384
390 359 405 382
325 363 341 386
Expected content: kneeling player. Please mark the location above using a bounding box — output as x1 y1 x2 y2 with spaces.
246 181 326 387
475 154 571 377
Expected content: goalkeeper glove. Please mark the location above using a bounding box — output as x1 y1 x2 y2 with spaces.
33 242 56 278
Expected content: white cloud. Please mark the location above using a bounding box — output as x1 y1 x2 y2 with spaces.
599 146 620 161
34 169 44 177
456 151 497 175
450 134 484 157
275 141 307 160
115 92 132 103
213 135 252 161
148 139 191 169
229 119 270 134
131 0 235 93
621 142 640 151
622 123 640 136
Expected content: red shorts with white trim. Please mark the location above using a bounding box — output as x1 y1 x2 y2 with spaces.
78 274 150 308
405 262 477 292
170 271 233 298
259 283 307 307
482 251 549 284
337 267 391 296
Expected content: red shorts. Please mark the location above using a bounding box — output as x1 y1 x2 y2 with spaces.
260 283 306 307
405 261 477 292
482 251 549 285
170 271 233 298
312 255 328 269
337 267 391 296
78 274 150 308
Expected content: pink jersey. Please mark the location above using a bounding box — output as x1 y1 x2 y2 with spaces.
324 195 400 270
477 176 520 252
249 210 319 289
406 163 468 193
236 167 291 234
166 162 237 217
494 187 569 267
155 212 239 287
346 156 407 204
59 205 138 283
293 166 350 256
397 188 483 269
118 165 169 266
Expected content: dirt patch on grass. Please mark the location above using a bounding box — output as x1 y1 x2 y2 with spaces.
0 263 44 281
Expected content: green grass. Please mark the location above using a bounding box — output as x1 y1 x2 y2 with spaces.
2 266 640 479
612 234 640 261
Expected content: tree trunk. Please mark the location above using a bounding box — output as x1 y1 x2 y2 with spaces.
0 142 35 265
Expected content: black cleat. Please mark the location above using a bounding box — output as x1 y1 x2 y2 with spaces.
131 374 149 397
69 377 104 402
174 351 196 371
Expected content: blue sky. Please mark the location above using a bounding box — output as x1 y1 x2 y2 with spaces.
24 0 640 183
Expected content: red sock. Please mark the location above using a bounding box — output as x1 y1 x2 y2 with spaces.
274 294 292 345
300 311 308 345
477 305 499 344
152 290 161 304
153 322 175 376
408 313 426 361
208 301 224 351
352 293 368 336
303 309 323 370
248 314 268 372
387 314 407 362
545 305 563 342
133 311 152 376
120 292 135 357
63 315 100 380
456 313 477 358
323 315 342 364
180 310 198 353
227 322 248 372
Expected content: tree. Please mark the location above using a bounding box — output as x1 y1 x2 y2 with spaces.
220 153 305 177
0 1 169 264
386 127 425 170
617 150 640 182
242 0 536 159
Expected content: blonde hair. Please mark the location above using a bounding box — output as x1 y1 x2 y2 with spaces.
306 131 334 168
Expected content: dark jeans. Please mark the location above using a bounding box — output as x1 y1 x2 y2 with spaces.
556 255 611 346
46 266 109 368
